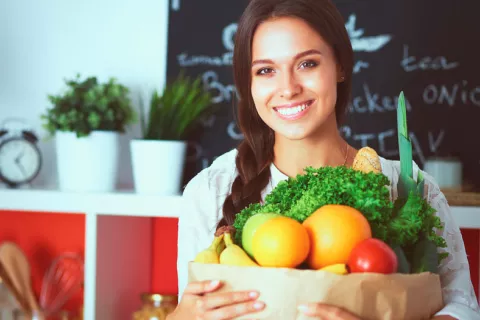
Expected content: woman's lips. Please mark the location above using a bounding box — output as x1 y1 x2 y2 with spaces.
273 99 314 120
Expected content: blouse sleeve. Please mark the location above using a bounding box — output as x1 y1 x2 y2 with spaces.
424 175 480 319
176 169 219 301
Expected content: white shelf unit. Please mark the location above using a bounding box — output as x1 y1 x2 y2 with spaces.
1 188 480 319
0 188 182 320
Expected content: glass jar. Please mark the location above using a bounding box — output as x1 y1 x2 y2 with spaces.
12 310 46 320
132 293 178 320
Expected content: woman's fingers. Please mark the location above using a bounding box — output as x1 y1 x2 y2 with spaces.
183 280 221 295
203 299 265 319
183 281 266 319
196 290 260 311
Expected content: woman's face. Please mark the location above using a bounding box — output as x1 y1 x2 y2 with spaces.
250 16 343 141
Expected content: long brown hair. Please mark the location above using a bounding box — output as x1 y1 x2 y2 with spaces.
218 0 354 227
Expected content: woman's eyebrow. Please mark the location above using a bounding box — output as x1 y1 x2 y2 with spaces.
251 49 322 67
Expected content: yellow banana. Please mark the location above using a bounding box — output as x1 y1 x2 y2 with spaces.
318 263 348 275
216 239 226 256
194 233 224 264
352 147 382 174
220 232 259 267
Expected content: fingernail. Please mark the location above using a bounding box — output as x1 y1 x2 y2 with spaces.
253 301 265 310
249 291 259 298
208 280 220 288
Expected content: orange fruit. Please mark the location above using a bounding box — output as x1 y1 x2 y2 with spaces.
302 204 372 269
251 216 310 268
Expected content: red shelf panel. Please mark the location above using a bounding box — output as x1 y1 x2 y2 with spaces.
0 210 85 315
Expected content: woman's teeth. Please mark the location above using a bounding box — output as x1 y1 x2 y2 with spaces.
276 102 310 116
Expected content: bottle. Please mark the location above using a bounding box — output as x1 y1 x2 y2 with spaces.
132 293 177 320
12 310 45 320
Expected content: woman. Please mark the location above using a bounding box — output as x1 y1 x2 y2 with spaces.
170 0 480 319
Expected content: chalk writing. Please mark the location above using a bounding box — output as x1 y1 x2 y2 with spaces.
177 15 393 68
345 14 392 52
348 84 412 113
202 70 238 104
178 52 232 67
423 81 480 107
353 60 370 73
341 126 445 165
222 23 237 51
401 45 459 72
227 121 244 140
429 131 445 154
176 23 236 67
377 129 395 156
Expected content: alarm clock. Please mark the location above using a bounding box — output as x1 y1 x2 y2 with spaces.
0 128 42 188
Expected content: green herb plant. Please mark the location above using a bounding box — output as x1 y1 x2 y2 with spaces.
232 91 447 275
139 71 215 141
41 74 137 138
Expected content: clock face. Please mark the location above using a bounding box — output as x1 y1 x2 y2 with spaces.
0 138 41 185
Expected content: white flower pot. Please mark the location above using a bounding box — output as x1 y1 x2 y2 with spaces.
55 130 120 192
130 139 187 195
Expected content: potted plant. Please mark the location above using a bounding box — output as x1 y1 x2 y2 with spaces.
41 74 137 192
130 71 214 195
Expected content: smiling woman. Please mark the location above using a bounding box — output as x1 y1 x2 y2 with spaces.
251 23 343 138
172 0 480 319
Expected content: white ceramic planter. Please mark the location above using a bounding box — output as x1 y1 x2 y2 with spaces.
55 130 120 192
130 139 187 195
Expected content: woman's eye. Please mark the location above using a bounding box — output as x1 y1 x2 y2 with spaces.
256 67 274 75
299 60 318 69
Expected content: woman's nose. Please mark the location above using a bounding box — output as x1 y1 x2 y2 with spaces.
278 72 301 99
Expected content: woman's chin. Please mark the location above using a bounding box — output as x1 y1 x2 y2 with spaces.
275 126 310 141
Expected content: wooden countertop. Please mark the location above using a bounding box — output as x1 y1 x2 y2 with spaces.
444 191 480 207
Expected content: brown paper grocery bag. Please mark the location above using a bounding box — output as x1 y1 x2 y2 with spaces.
188 262 444 320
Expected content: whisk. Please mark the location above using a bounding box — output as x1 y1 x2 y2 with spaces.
39 253 84 317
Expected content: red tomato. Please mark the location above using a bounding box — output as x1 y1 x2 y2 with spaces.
347 238 398 274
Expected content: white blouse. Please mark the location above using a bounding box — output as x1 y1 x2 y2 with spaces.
177 148 480 319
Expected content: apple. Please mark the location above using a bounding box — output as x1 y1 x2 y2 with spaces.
347 238 398 274
242 212 280 257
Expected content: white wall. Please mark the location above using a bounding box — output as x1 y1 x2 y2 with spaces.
0 0 170 189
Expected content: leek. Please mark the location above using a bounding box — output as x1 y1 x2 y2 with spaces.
396 91 442 273
397 91 421 198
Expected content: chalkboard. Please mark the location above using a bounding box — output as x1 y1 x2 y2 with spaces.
166 0 480 190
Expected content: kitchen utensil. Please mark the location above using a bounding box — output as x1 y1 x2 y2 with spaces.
1 276 16 320
0 242 39 314
1 261 30 317
39 253 84 317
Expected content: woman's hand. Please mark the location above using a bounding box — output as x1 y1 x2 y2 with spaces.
297 303 362 319
168 279 265 320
